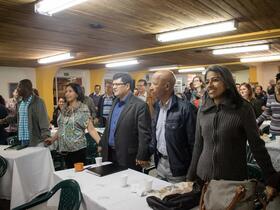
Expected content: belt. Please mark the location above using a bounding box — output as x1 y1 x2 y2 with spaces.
158 151 168 159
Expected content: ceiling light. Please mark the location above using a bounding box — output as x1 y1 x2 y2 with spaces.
240 55 280 63
178 67 205 73
35 0 88 16
156 20 237 42
213 44 270 55
148 65 179 72
38 52 75 64
210 40 269 50
105 59 139 68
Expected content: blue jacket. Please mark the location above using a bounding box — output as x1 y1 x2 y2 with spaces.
150 94 197 176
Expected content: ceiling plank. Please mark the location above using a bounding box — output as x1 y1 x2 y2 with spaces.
59 29 280 68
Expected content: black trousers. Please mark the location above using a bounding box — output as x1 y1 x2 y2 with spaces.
108 146 141 172
65 148 86 169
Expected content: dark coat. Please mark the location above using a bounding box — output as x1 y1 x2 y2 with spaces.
187 97 276 181
150 94 197 177
0 105 8 144
5 94 50 146
100 93 152 169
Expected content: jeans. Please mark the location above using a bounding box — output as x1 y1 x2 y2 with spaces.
20 140 29 146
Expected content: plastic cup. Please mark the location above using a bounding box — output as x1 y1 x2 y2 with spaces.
120 174 128 187
95 157 102 166
144 179 153 192
74 162 84 172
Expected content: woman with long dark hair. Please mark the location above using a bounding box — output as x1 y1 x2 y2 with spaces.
187 65 279 191
45 83 100 168
240 82 263 118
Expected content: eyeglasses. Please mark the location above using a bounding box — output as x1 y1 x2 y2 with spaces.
112 83 126 87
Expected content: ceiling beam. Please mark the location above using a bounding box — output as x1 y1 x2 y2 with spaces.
55 29 280 68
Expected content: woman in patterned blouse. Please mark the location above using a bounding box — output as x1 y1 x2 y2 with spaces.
45 83 100 168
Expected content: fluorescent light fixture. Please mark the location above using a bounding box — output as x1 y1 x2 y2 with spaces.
35 0 88 16
148 65 179 72
105 59 139 68
210 40 268 50
240 55 280 63
156 20 237 42
213 44 270 55
38 52 75 64
178 67 205 73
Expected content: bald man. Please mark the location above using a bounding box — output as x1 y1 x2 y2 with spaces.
149 71 197 183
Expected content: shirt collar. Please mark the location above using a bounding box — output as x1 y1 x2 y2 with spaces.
118 92 131 106
22 94 33 103
139 91 147 97
159 97 172 110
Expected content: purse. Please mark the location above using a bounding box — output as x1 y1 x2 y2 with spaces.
199 179 258 210
146 182 201 210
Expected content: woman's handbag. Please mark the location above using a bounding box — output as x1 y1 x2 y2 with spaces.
146 182 201 210
199 180 258 210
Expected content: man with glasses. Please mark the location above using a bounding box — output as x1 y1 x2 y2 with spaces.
99 73 151 171
137 79 148 102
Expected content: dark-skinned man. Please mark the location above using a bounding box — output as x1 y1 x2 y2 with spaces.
149 71 197 183
0 79 50 146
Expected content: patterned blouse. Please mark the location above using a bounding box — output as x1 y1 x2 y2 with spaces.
58 102 90 152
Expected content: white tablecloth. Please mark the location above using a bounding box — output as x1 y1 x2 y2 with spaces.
0 145 55 209
49 162 171 210
266 140 280 171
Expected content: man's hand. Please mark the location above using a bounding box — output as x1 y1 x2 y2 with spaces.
265 186 278 202
136 160 150 168
93 118 99 126
44 137 54 145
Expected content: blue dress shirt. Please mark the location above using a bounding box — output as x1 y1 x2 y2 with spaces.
108 93 131 146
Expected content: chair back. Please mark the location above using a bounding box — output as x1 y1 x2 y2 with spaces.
57 179 82 210
85 133 98 164
12 179 82 210
0 155 8 177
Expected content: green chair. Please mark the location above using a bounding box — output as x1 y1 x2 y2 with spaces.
85 133 99 164
51 150 66 171
247 163 264 181
12 179 82 210
0 155 8 177
246 145 264 181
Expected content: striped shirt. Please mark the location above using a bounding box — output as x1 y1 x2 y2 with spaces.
257 94 280 135
18 95 33 142
102 95 114 119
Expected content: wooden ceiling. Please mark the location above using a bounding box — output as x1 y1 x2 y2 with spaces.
1 0 280 70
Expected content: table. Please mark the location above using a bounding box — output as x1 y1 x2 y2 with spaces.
49 162 171 210
265 140 280 171
0 145 55 209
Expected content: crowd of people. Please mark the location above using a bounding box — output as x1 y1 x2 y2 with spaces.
0 65 280 197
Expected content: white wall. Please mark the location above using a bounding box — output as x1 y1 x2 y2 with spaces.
56 68 91 95
0 66 36 100
232 69 249 84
